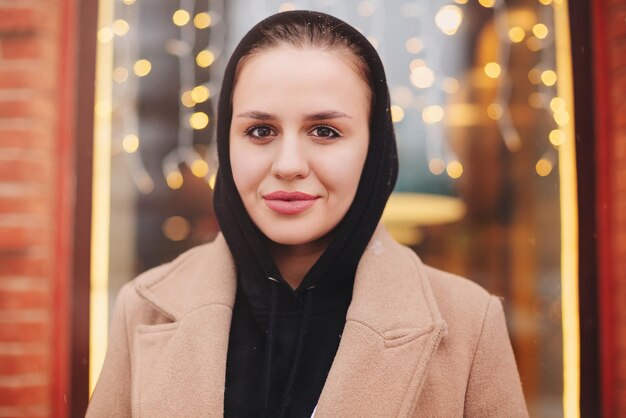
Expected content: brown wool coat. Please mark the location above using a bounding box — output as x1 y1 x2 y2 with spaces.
86 225 529 417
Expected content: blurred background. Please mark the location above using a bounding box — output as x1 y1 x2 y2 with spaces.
0 0 624 417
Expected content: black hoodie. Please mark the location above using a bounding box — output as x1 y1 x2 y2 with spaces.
213 10 398 418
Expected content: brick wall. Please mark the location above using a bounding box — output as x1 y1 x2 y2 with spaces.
594 0 626 416
0 1 75 417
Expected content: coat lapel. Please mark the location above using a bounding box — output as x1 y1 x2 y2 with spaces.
133 234 236 418
315 226 448 418
131 227 447 417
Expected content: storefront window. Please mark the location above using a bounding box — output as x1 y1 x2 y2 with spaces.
91 1 578 415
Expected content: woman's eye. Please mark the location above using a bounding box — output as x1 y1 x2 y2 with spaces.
245 125 275 138
311 126 340 138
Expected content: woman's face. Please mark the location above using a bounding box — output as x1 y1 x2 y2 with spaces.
230 46 370 246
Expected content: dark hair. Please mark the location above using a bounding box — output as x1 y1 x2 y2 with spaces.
232 13 373 106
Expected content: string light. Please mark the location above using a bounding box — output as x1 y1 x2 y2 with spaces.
532 23 549 39
390 105 405 123
487 103 504 120
405 37 423 54
122 134 139 153
173 9 191 26
541 70 557 86
193 12 212 29
435 5 463 36
162 216 191 241
549 129 566 147
442 77 459 94
112 67 128 83
122 0 135 5
484 62 502 79
112 19 130 36
189 112 209 130
190 85 210 103
446 161 463 179
181 90 195 107
133 59 152 77
208 173 217 190
535 158 553 176
166 171 184 189
478 0 496 8
410 66 435 89
97 28 114 43
190 159 209 177
196 49 215 67
428 158 446 175
508 27 525 43
422 105 444 124
357 1 375 17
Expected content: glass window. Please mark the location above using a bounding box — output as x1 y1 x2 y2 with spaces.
92 1 578 415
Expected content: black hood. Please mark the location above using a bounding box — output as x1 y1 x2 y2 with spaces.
214 10 398 417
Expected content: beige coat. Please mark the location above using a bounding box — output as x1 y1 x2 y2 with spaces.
87 225 528 417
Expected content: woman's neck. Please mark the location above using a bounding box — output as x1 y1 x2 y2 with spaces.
269 236 330 289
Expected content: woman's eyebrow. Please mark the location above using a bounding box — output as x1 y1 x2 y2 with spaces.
303 111 352 121
235 111 275 120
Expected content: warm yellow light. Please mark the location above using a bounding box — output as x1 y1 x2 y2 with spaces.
527 37 543 51
478 0 496 8
484 62 502 79
454 0 468 3
357 1 375 17
190 159 209 177
196 50 215 68
446 161 463 179
533 23 549 39
94 101 111 117
133 59 152 77
542 70 558 86
390 105 405 123
194 12 212 29
166 171 183 189
191 85 210 103
528 68 542 84
538 0 552 4
278 2 297 12
97 28 114 43
435 5 463 35
528 92 544 108
112 19 129 36
405 37 423 54
410 66 435 89
508 26 525 43
122 134 139 153
162 216 191 241
554 110 570 126
487 103 503 120
181 90 195 108
122 0 135 4
173 9 190 26
549 129 566 146
208 173 217 189
428 158 446 175
189 112 209 129
112 67 128 83
536 158 553 176
409 59 425 72
442 77 460 94
550 97 566 112
422 105 444 124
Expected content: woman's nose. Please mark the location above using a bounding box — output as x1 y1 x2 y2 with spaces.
270 135 310 180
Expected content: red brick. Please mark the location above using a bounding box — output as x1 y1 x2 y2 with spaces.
0 321 49 343
0 158 51 182
0 290 49 310
0 383 48 406
0 8 38 34
0 193 48 214
0 225 48 250
0 256 49 277
0 65 54 90
0 98 55 121
608 6 626 39
0 35 53 61
0 353 47 375
0 128 54 149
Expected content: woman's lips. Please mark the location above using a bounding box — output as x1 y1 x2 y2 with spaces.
263 191 319 215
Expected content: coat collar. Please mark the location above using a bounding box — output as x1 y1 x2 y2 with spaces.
134 224 447 417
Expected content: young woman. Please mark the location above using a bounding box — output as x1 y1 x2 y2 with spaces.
87 10 528 417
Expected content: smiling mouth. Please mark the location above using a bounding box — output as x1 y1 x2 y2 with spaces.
263 191 319 215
